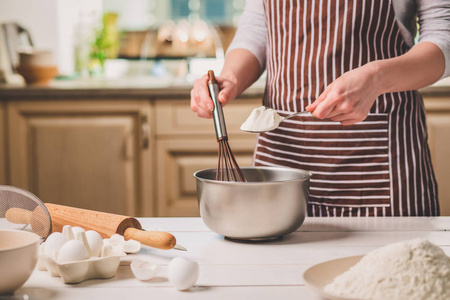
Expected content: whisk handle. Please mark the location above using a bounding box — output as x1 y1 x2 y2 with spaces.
208 70 228 140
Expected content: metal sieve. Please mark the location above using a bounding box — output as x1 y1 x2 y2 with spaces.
0 185 52 239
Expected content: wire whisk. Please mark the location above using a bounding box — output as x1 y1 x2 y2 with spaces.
207 70 246 182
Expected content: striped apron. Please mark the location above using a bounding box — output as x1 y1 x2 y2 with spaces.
255 0 439 216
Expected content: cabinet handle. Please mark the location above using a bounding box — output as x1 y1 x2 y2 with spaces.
141 115 150 149
124 133 134 160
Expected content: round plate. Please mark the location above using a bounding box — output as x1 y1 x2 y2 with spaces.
303 255 364 300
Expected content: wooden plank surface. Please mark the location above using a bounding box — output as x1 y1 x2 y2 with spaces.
18 217 450 300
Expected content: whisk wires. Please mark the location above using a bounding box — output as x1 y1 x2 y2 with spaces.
216 138 246 182
207 70 246 182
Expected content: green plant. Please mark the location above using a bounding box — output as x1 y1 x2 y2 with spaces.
89 13 119 75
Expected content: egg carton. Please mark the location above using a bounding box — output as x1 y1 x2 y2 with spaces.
38 225 140 284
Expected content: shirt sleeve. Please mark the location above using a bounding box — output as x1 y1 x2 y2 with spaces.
226 0 267 71
417 0 450 78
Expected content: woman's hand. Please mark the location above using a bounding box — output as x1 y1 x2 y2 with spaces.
306 63 382 126
191 49 263 119
307 41 445 126
190 74 239 119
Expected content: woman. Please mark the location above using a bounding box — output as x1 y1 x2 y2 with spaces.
190 0 450 217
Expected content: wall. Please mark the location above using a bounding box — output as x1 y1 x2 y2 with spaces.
0 0 102 76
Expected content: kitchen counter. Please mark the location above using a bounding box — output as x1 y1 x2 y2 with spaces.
1 75 449 99
0 76 266 99
18 217 450 300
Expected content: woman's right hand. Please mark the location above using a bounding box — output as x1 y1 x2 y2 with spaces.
190 74 238 119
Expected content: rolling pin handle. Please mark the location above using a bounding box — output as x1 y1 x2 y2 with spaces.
123 227 177 250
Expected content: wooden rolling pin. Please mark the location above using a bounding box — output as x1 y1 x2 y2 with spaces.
46 203 178 250
7 203 180 250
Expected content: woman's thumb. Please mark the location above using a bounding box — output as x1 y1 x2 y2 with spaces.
218 89 230 105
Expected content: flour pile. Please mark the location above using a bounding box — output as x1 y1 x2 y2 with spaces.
325 239 450 300
240 106 285 132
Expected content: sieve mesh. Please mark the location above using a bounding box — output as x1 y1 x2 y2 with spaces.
0 185 52 238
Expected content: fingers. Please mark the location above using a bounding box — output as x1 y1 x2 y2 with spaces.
307 87 367 124
198 75 214 111
190 74 238 118
216 77 236 106
310 90 341 119
330 112 366 125
190 91 212 118
218 89 231 106
313 100 337 119
339 118 364 126
190 75 214 118
314 102 367 125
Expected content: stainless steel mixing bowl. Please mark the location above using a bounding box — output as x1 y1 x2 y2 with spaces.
194 167 312 241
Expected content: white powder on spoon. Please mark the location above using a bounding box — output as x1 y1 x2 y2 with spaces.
324 239 450 300
240 106 285 132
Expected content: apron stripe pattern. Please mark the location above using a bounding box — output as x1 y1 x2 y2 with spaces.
256 0 439 216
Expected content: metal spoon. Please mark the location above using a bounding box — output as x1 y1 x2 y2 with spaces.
241 109 312 133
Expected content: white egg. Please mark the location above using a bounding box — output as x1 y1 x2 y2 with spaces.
130 260 159 281
168 257 199 291
44 232 68 259
57 239 90 264
85 230 103 257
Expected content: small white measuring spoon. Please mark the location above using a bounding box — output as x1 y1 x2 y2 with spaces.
240 106 312 133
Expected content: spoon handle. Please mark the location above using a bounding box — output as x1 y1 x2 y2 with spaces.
284 110 312 120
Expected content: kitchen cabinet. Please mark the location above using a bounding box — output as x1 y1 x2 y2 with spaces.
6 100 154 217
0 89 259 217
1 81 448 217
155 98 259 216
423 95 450 216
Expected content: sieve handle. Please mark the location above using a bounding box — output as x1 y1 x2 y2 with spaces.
123 227 177 250
5 207 33 224
5 206 51 238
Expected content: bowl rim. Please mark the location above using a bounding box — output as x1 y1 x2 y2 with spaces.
0 230 41 253
193 166 312 185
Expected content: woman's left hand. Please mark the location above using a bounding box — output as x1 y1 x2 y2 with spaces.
306 63 382 126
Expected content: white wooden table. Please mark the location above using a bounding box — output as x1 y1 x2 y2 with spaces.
18 217 450 300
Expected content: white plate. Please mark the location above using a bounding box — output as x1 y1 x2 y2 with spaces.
303 255 365 300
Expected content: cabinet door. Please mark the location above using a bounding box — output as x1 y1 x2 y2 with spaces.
8 100 154 217
0 103 6 184
156 138 255 217
423 96 450 216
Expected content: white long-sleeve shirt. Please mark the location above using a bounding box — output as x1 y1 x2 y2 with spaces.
228 0 450 78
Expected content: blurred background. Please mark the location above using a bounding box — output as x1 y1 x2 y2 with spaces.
0 0 244 82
